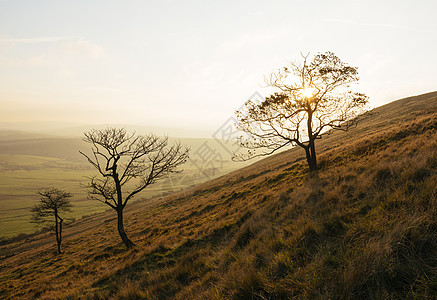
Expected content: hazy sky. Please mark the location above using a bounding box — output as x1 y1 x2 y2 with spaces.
1 0 436 136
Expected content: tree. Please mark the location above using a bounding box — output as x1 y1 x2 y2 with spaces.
80 128 189 248
31 188 72 254
235 52 369 171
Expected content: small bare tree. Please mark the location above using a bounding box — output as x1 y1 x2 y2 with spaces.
80 128 189 248
31 188 72 254
235 52 369 171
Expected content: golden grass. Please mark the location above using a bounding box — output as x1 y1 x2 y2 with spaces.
1 91 437 299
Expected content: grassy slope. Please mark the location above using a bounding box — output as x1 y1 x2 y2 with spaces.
1 91 437 299
0 133 245 237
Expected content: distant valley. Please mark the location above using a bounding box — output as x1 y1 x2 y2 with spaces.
0 128 251 237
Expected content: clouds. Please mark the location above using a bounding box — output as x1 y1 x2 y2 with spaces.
0 36 76 44
0 35 113 122
0 36 107 60
0 1 436 133
60 39 107 59
0 36 108 81
322 18 430 34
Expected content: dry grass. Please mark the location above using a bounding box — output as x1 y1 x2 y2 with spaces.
1 91 437 299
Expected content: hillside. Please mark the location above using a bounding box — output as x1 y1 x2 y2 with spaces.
1 91 437 299
0 132 247 238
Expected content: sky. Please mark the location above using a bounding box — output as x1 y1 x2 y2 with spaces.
1 0 436 137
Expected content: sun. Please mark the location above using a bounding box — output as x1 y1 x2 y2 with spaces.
301 87 315 98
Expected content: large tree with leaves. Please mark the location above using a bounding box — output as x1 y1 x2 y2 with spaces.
80 128 189 248
235 52 369 171
31 188 72 254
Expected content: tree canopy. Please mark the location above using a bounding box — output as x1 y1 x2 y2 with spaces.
80 128 189 248
235 52 369 171
31 187 72 254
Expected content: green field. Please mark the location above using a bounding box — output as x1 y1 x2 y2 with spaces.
0 132 247 237
0 154 98 237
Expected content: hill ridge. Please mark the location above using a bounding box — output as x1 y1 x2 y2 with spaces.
1 91 437 299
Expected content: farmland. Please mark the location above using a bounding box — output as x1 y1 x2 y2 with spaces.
0 132 247 237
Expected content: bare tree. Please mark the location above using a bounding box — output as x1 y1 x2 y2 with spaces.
80 128 189 248
235 52 369 171
31 188 72 254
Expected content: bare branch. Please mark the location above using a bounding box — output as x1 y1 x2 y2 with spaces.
235 51 369 171
80 127 189 248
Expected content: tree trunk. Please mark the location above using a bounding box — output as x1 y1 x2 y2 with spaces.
55 214 61 254
309 139 318 171
117 208 135 249
59 217 63 254
305 109 318 172
304 145 318 172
